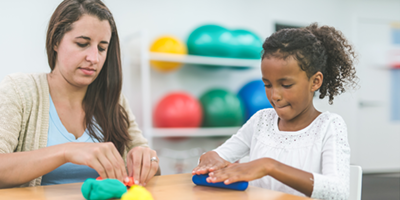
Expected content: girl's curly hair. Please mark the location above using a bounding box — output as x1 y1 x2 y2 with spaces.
262 23 358 104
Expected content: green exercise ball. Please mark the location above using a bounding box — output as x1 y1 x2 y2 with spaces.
200 89 245 127
232 29 263 59
187 25 263 59
187 24 236 58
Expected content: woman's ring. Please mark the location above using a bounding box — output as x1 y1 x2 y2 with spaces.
150 157 158 162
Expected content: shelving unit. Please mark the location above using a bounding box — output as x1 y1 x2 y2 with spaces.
151 127 241 137
125 30 261 148
149 52 260 67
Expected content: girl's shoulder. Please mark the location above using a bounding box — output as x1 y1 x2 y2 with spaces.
312 111 348 138
317 111 346 126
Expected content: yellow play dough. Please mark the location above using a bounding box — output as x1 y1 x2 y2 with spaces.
121 185 154 200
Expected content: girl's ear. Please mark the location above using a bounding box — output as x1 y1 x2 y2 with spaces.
311 72 323 92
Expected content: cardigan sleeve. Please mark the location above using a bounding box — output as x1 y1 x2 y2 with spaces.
311 115 350 200
119 94 148 151
0 75 23 154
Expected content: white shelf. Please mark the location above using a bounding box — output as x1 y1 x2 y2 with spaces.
152 127 240 137
149 52 260 68
126 30 258 147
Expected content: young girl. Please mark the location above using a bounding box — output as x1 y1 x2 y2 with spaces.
192 23 358 199
0 0 158 188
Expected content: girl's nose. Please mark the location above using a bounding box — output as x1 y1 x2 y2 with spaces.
270 88 282 102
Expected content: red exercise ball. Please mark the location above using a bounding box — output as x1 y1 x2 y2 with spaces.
153 92 203 128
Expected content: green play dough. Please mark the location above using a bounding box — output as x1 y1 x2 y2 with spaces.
81 178 127 200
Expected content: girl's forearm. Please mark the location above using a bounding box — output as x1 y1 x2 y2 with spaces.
0 144 68 188
265 158 314 197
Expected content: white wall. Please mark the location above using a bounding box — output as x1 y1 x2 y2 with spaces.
1 0 399 174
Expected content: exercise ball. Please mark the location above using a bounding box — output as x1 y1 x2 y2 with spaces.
187 25 236 58
199 89 245 127
238 80 272 121
187 24 262 59
150 36 187 72
232 29 263 59
153 92 202 128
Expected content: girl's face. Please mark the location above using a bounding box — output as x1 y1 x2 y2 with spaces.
53 14 111 88
261 56 320 124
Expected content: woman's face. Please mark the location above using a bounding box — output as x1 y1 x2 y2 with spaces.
53 14 111 88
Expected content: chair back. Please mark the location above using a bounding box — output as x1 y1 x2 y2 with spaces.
349 165 363 200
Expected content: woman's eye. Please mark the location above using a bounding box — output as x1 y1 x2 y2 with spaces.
77 43 88 48
98 46 106 52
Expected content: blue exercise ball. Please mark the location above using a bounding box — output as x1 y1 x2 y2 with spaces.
238 80 273 121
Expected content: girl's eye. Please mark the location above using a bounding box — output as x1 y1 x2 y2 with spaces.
77 43 88 48
264 84 272 88
282 84 293 88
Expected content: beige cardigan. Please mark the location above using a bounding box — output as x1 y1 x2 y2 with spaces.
0 73 148 187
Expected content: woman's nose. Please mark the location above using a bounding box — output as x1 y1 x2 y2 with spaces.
86 46 99 64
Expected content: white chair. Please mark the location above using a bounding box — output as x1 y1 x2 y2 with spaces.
349 165 363 200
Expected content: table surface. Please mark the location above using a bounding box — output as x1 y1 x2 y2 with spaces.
0 173 314 200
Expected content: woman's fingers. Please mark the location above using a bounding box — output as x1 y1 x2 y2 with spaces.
64 142 127 182
132 148 143 185
87 156 109 180
104 143 127 181
145 157 159 185
139 149 151 185
127 146 159 186
98 153 118 179
127 153 133 177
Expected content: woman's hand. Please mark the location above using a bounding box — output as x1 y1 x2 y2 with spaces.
207 158 275 184
126 146 159 186
192 151 231 175
63 142 127 182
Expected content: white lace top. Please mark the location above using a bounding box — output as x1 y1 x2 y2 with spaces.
214 108 350 200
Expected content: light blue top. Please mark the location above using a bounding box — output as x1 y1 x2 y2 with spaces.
41 95 100 185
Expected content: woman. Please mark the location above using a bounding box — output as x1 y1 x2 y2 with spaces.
0 0 159 188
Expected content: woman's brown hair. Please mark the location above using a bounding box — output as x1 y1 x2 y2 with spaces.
46 0 131 155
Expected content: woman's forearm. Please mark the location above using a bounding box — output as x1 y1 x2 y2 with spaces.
266 158 314 197
0 144 67 188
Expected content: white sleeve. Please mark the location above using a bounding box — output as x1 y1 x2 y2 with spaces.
311 115 350 200
213 111 261 163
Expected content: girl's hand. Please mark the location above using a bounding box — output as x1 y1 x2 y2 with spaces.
192 151 231 175
126 146 159 186
63 142 127 182
207 158 275 184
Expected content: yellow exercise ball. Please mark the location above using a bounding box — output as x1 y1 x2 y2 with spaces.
121 185 154 200
150 36 187 72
